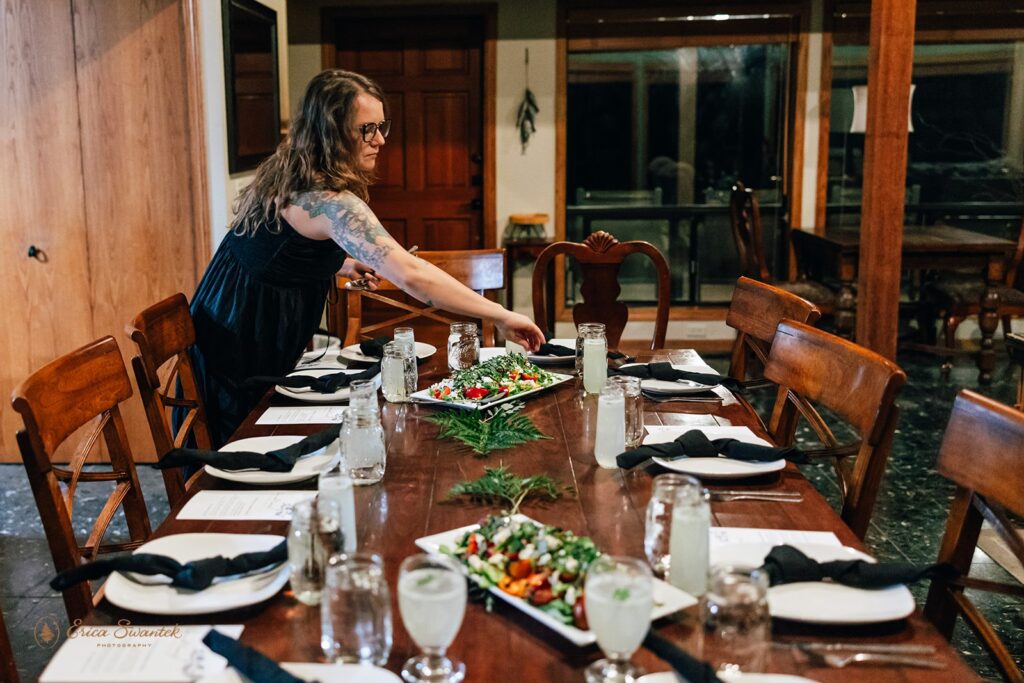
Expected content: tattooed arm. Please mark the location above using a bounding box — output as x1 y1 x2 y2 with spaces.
282 190 544 350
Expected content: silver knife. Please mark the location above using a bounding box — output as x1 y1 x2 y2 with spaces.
774 642 938 655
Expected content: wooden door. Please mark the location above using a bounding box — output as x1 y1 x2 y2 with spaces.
327 16 486 251
0 0 96 461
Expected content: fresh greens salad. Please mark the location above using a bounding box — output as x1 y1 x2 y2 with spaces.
444 515 601 629
428 354 559 403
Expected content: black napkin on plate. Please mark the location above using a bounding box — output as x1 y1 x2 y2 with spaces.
643 631 723 683
616 429 806 470
763 545 954 589
203 629 305 683
610 362 743 393
535 342 575 357
242 362 380 394
155 423 342 473
359 335 392 359
50 540 287 592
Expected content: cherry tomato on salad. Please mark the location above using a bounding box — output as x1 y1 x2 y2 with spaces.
508 559 533 579
464 387 490 399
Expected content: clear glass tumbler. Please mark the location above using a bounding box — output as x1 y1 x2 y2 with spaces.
594 380 625 469
584 556 653 683
342 406 386 485
575 322 606 374
287 498 345 606
700 565 771 674
348 378 378 415
382 341 409 403
398 553 468 682
321 552 393 666
607 375 643 448
644 473 701 579
393 326 418 394
447 322 479 372
580 325 608 394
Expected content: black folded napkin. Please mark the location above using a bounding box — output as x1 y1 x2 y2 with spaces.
643 631 723 683
50 540 287 592
156 423 342 473
535 342 575 357
763 545 954 589
359 335 392 359
610 362 743 393
616 429 806 470
242 362 380 394
203 629 305 683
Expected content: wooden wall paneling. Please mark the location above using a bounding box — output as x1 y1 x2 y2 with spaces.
72 0 199 461
0 0 95 462
855 0 916 359
182 0 211 274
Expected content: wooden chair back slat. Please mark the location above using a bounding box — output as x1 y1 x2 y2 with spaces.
730 182 771 282
924 390 1024 683
531 231 671 350
764 321 907 539
338 249 506 348
127 293 212 507
726 276 821 381
11 336 151 623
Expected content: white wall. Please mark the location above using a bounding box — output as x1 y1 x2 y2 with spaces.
198 0 291 255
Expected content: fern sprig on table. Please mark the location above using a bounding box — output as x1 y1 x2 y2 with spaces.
447 465 565 514
426 402 549 456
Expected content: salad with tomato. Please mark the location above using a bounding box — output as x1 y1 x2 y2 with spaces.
444 515 600 629
427 354 559 403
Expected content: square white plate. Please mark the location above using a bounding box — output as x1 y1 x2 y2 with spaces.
709 541 915 624
207 435 335 485
415 515 697 646
275 367 381 404
411 372 572 411
103 533 289 615
643 426 786 479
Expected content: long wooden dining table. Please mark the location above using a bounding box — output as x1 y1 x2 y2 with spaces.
89 349 978 681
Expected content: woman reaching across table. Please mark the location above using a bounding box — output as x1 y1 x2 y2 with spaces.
189 69 544 446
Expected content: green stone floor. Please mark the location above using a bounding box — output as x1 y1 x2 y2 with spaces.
1 350 1022 680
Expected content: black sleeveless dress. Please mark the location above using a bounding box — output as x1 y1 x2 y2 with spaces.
188 222 346 446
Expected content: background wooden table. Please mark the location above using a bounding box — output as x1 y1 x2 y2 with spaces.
89 351 977 681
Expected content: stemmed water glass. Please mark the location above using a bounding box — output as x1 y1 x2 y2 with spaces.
584 556 654 683
398 553 467 682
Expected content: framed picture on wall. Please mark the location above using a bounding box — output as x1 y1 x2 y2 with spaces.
222 0 280 173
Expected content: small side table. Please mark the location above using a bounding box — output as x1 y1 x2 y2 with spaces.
504 237 554 332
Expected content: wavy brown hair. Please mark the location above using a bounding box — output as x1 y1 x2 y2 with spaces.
232 69 386 235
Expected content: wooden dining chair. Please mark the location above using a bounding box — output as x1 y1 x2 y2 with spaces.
924 390 1024 683
336 249 506 347
126 292 212 508
730 182 836 316
532 230 671 350
726 276 822 383
11 336 152 623
763 320 907 539
0 603 18 683
922 216 1024 371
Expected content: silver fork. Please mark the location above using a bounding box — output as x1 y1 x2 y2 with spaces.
644 394 723 404
710 491 803 503
796 644 945 669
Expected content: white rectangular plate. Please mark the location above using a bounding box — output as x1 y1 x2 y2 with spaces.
411 372 573 411
415 515 697 646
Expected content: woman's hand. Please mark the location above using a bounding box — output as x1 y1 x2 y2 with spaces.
339 257 381 290
496 311 545 352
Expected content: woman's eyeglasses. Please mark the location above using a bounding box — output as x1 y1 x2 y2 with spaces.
358 119 392 143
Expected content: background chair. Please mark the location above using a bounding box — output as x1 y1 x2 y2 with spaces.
532 231 670 350
127 292 212 508
730 182 836 316
11 336 151 622
922 216 1024 371
336 249 506 348
924 390 1024 683
764 320 907 539
726 276 822 383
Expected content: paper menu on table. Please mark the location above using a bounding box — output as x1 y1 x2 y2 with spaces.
710 527 842 548
642 425 771 446
39 625 244 682
255 406 345 425
176 490 315 521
